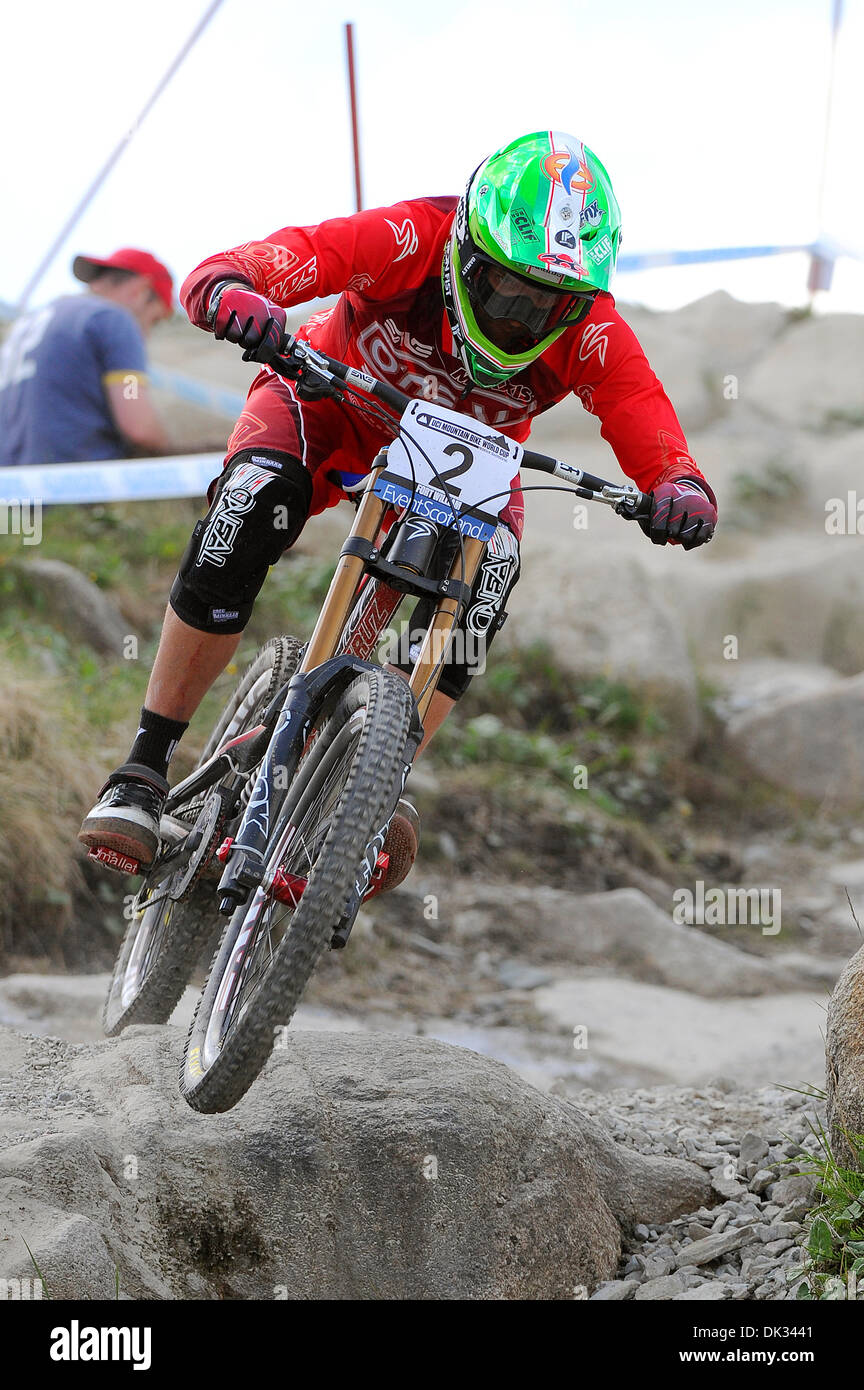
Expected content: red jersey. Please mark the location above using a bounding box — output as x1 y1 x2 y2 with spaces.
181 196 710 500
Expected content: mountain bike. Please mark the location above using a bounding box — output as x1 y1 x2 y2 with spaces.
97 332 650 1111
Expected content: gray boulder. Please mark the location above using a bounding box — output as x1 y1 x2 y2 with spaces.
705 659 842 726
505 553 701 747
618 292 788 433
0 1025 711 1300
726 672 864 805
826 943 864 1169
671 540 864 677
443 884 830 997
746 313 864 431
11 558 130 657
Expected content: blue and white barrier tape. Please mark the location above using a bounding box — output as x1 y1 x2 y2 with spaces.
618 244 810 273
148 366 247 419
0 454 222 505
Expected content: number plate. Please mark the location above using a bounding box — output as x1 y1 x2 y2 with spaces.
374 400 523 536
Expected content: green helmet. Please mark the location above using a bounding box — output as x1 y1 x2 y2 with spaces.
442 131 622 387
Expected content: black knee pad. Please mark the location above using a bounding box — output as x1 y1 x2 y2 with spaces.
169 450 312 633
393 524 521 700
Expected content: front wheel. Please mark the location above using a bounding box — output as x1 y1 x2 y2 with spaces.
180 668 415 1113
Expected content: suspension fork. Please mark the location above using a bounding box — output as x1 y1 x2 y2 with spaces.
300 454 388 674
408 536 485 723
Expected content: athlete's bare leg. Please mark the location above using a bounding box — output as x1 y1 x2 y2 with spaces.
145 606 242 723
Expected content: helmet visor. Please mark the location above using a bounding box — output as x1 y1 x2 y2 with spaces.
457 212 596 356
469 258 594 354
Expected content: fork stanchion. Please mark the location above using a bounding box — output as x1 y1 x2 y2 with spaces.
408 536 485 722
299 481 388 674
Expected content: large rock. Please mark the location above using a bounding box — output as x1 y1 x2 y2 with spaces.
681 412 814 515
668 292 788 372
505 552 701 745
805 430 864 514
705 658 841 725
726 672 864 805
668 538 864 676
0 1025 711 1300
0 974 110 1041
616 293 788 434
531 976 828 1090
441 884 832 996
746 313 864 431
826 944 864 1169
10 558 130 657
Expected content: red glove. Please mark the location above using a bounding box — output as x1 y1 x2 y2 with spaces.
639 477 717 550
207 280 287 354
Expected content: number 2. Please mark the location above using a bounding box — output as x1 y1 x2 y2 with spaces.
435 442 474 497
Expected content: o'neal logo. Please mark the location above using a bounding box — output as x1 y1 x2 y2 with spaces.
197 464 273 568
465 526 519 636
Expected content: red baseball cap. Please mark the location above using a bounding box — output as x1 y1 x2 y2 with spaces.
72 247 174 311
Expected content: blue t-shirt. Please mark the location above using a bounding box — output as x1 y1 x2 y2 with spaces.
0 294 148 465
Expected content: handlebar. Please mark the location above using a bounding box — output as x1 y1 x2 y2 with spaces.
258 333 652 522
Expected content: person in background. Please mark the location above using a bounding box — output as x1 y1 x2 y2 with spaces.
0 248 174 466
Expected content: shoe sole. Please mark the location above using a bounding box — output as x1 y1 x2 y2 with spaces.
77 819 158 868
371 800 420 896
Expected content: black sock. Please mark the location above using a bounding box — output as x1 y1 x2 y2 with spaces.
127 708 189 780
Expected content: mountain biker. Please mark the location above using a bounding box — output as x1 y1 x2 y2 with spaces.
79 130 717 894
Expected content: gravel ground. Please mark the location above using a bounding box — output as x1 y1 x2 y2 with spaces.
575 1081 832 1301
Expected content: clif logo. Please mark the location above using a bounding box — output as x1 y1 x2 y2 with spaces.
542 150 594 196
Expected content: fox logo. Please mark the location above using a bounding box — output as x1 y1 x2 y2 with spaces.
385 218 419 262
578 321 614 368
542 150 594 196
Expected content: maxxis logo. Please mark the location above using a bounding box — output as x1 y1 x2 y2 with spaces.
385 218 419 262
578 321 614 368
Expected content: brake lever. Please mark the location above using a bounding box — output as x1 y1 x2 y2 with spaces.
294 371 344 403
589 483 651 520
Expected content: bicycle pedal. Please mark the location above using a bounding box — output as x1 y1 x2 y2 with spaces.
87 845 141 876
362 850 391 902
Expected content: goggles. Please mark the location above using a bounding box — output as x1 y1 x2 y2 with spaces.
457 223 596 355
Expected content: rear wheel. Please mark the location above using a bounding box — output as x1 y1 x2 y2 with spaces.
102 638 302 1036
180 668 415 1112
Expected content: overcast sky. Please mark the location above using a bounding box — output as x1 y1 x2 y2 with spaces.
3 0 862 315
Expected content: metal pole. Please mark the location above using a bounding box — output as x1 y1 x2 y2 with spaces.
16 0 227 312
345 22 364 212
808 0 844 296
